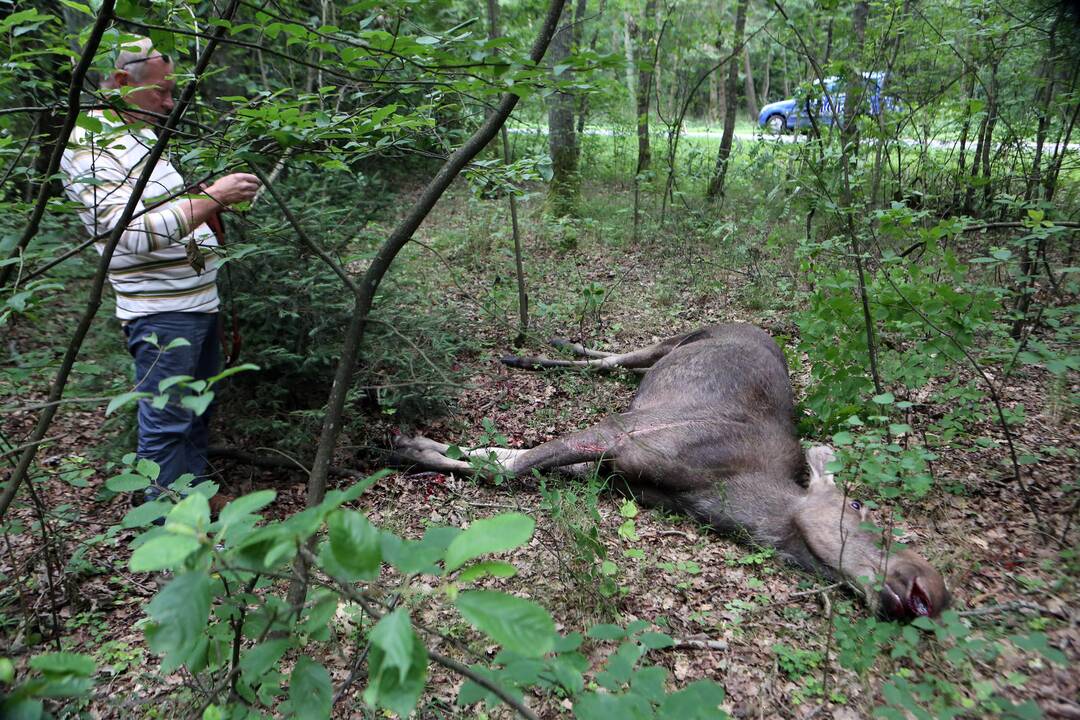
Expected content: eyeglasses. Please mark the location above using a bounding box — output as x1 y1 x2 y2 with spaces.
118 53 172 70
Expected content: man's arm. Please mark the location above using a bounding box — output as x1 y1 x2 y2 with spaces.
178 173 261 233
61 146 259 254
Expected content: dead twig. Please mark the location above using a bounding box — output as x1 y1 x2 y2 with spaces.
959 600 1069 620
668 637 730 651
207 446 365 479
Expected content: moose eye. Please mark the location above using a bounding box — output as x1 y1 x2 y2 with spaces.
850 501 862 511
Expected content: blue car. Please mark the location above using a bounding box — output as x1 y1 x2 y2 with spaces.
758 73 895 133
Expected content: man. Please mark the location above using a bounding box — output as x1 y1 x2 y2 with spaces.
61 36 260 504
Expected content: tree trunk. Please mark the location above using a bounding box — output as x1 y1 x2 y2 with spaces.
1013 18 1060 340
488 0 529 345
571 0 588 134
576 0 607 134
634 0 657 175
965 107 988 214
707 0 746 198
547 2 579 215
709 67 720 123
953 62 978 210
823 19 834 66
652 1 664 121
1044 65 1079 202
782 45 790 97
979 64 999 210
1024 23 1058 205
743 47 759 119
623 12 636 100
716 34 728 127
760 46 772 104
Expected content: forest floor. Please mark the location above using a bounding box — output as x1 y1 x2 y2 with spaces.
2 178 1078 719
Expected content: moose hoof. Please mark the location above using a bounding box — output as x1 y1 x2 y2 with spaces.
502 354 526 368
393 434 449 455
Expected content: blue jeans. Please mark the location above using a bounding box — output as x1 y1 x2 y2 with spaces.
125 312 221 498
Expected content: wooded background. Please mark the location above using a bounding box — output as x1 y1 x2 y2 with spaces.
0 0 1077 717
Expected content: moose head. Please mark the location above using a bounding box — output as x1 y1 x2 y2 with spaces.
796 446 951 620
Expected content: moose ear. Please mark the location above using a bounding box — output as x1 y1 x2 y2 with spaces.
806 445 837 490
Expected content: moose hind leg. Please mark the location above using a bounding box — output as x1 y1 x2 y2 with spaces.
504 331 703 372
507 417 625 476
549 337 616 359
392 434 474 474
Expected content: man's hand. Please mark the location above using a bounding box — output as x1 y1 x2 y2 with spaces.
205 173 261 206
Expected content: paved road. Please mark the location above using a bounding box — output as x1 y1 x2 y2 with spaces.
510 125 1078 153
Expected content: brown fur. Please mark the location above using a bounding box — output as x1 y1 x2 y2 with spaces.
394 324 949 620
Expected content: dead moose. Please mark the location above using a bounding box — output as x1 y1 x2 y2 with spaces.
393 323 949 621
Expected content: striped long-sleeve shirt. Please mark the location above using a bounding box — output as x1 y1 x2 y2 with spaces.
61 110 219 320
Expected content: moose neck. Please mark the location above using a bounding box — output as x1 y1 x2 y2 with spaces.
721 472 874 585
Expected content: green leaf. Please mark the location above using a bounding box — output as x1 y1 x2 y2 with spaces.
28 652 95 677
60 1 93 17
106 391 150 416
658 679 728 718
290 657 331 718
0 698 43 720
638 631 675 649
554 632 584 652
166 492 210 531
218 490 276 527
180 392 215 416
631 665 669 703
444 513 535 572
872 392 895 405
456 664 520 708
458 561 518 583
415 35 439 45
136 458 161 481
157 375 193 393
106 472 150 492
145 572 211 672
455 590 554 657
574 691 653 719
121 499 171 528
162 337 191 351
587 624 626 641
206 363 259 386
599 641 644 685
129 535 201 572
340 470 390 503
381 526 458 575
1009 633 1067 665
364 632 428 718
75 112 103 132
322 509 381 581
369 609 415 684
239 639 289 680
